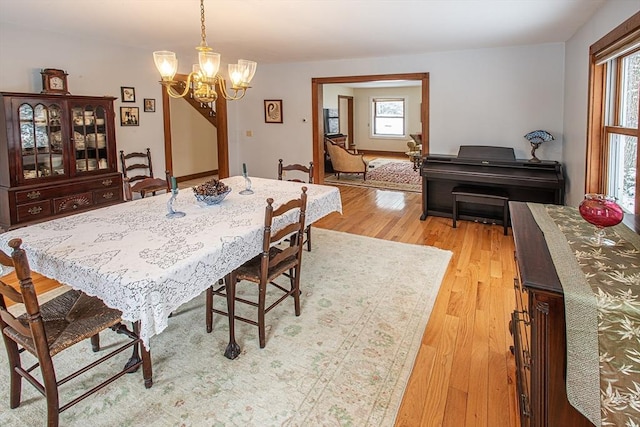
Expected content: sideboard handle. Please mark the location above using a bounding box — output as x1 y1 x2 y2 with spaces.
102 179 113 186
102 192 114 199
28 206 43 215
27 190 41 199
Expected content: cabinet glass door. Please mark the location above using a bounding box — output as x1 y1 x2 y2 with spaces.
72 104 108 173
19 102 65 180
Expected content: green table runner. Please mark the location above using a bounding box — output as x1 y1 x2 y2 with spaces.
528 203 640 427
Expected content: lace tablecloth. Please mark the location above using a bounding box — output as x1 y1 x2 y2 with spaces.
528 203 640 427
0 176 342 349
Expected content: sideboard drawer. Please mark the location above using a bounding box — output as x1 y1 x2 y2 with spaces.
53 192 94 214
16 200 52 222
94 187 121 205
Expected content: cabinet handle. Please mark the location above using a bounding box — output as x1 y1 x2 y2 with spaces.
520 394 531 417
102 179 113 186
102 192 114 199
28 206 43 215
27 190 41 199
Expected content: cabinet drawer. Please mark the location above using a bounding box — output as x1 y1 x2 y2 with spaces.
14 177 120 205
16 200 52 222
94 187 121 205
53 192 94 214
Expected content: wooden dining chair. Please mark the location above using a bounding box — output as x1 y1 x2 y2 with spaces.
277 159 313 251
206 187 308 349
0 238 152 427
120 148 169 198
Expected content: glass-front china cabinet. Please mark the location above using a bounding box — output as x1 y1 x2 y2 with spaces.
0 92 123 230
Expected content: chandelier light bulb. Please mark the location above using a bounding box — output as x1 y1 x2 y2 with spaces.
153 51 178 81
198 50 220 79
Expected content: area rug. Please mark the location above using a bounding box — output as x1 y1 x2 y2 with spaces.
0 228 451 427
324 158 421 193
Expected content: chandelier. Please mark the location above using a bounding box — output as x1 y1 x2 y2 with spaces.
152 0 257 103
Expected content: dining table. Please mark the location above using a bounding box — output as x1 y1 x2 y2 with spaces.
0 176 342 365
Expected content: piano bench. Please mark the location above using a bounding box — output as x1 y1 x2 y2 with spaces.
452 186 509 235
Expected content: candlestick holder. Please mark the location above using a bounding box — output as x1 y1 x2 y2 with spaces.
239 173 254 195
166 188 186 218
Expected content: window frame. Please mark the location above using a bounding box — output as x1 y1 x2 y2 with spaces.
586 12 640 215
371 97 407 138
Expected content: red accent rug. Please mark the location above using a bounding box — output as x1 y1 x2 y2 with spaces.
324 158 421 193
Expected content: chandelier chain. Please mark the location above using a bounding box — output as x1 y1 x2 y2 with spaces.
200 0 207 47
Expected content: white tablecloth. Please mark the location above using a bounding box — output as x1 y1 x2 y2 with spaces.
0 176 342 348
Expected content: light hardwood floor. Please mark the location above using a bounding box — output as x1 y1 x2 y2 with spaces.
313 185 519 427
4 183 519 426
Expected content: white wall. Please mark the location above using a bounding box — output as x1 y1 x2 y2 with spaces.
563 1 639 207
0 23 167 175
233 44 566 180
323 85 354 108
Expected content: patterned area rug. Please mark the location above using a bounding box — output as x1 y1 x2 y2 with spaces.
324 158 421 193
0 229 451 427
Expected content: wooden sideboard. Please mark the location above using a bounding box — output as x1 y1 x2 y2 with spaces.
509 202 593 427
0 92 123 230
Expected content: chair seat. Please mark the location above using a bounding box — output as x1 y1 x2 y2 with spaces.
235 246 298 283
4 290 122 357
130 177 168 195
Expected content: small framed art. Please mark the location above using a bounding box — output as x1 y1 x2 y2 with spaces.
121 86 135 102
144 98 156 112
120 107 139 126
264 99 283 123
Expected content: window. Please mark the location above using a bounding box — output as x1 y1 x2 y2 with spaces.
586 13 640 214
323 108 339 135
604 50 639 212
372 97 405 137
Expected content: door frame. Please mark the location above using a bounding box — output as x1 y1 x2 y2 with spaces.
311 72 429 183
338 95 354 150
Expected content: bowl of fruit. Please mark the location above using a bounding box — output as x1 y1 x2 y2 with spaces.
193 179 231 205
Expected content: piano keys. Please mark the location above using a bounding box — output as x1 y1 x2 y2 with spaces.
420 145 564 221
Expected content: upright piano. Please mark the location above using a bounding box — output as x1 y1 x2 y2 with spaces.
420 145 564 221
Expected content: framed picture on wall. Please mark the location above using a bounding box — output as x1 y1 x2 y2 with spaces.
264 99 283 123
144 98 156 112
120 107 139 126
121 87 135 102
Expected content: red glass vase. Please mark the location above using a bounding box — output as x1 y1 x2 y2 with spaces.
578 194 624 246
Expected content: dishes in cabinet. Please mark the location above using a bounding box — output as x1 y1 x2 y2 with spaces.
51 155 63 168
51 131 63 150
95 118 105 125
85 133 106 148
20 124 50 148
24 170 38 179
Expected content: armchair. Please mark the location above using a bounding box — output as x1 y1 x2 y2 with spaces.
325 140 368 180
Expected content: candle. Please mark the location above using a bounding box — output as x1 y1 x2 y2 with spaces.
170 176 177 190
242 163 247 175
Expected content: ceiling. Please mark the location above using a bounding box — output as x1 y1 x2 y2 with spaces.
0 0 607 65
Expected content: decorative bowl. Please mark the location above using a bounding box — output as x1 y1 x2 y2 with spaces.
194 189 231 205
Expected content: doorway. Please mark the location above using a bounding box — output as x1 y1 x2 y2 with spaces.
338 95 354 151
160 75 230 180
311 72 429 183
